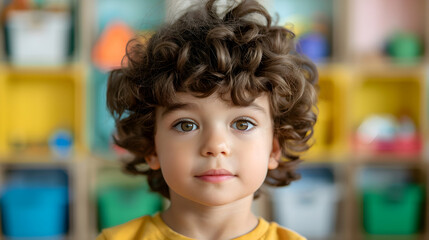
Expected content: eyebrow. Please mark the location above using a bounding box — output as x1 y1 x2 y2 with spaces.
244 102 267 115
160 102 198 118
227 101 268 115
160 101 268 118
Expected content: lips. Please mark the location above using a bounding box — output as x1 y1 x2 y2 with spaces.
195 169 235 183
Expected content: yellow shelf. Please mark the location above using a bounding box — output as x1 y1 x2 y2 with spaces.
305 65 351 160
0 67 84 157
352 77 422 127
0 66 8 154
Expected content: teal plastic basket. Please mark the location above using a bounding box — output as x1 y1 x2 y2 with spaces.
96 170 163 230
97 183 163 230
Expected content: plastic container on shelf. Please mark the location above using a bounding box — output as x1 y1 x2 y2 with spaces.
362 184 424 235
97 184 163 230
6 10 71 66
354 114 422 155
1 169 69 238
49 129 74 158
351 75 423 157
386 32 423 63
96 170 163 230
92 21 135 71
270 168 338 238
5 169 69 186
297 32 329 63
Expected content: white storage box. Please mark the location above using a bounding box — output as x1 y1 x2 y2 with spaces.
6 10 71 66
270 183 339 238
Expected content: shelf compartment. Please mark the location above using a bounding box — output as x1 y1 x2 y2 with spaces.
5 10 72 66
353 166 426 240
350 73 424 157
305 66 349 160
356 167 425 235
0 69 83 157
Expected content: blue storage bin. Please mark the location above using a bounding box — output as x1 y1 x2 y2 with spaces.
6 169 68 186
1 169 69 238
2 186 69 238
297 32 329 63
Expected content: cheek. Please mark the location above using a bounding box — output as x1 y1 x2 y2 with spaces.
155 136 195 180
236 138 272 183
239 156 269 193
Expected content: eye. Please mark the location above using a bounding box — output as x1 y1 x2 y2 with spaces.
173 121 198 132
232 119 255 131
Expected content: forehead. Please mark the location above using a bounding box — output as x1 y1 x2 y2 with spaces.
172 92 270 108
157 92 272 119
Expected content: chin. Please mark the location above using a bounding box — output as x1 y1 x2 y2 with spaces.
192 193 254 207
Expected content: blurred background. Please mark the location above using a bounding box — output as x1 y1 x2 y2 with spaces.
0 0 428 239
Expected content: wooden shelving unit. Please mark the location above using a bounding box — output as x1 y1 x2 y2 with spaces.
1 0 429 239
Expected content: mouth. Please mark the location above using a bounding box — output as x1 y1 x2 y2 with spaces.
195 169 235 183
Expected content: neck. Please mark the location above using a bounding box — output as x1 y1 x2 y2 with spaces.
161 191 258 240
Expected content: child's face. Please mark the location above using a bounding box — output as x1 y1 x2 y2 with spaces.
146 92 280 207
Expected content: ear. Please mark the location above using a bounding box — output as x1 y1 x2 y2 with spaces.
268 137 281 170
145 152 160 170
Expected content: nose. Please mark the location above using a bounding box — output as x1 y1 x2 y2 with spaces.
200 127 231 157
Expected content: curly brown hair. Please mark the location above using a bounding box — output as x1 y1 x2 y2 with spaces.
106 0 318 199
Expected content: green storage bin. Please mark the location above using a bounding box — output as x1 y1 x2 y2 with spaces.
97 170 163 230
98 184 163 230
362 184 424 235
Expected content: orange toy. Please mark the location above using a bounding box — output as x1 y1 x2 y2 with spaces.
92 21 135 71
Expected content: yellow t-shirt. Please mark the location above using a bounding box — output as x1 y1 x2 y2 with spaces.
96 213 306 240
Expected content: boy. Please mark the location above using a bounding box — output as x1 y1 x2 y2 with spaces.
98 0 318 239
